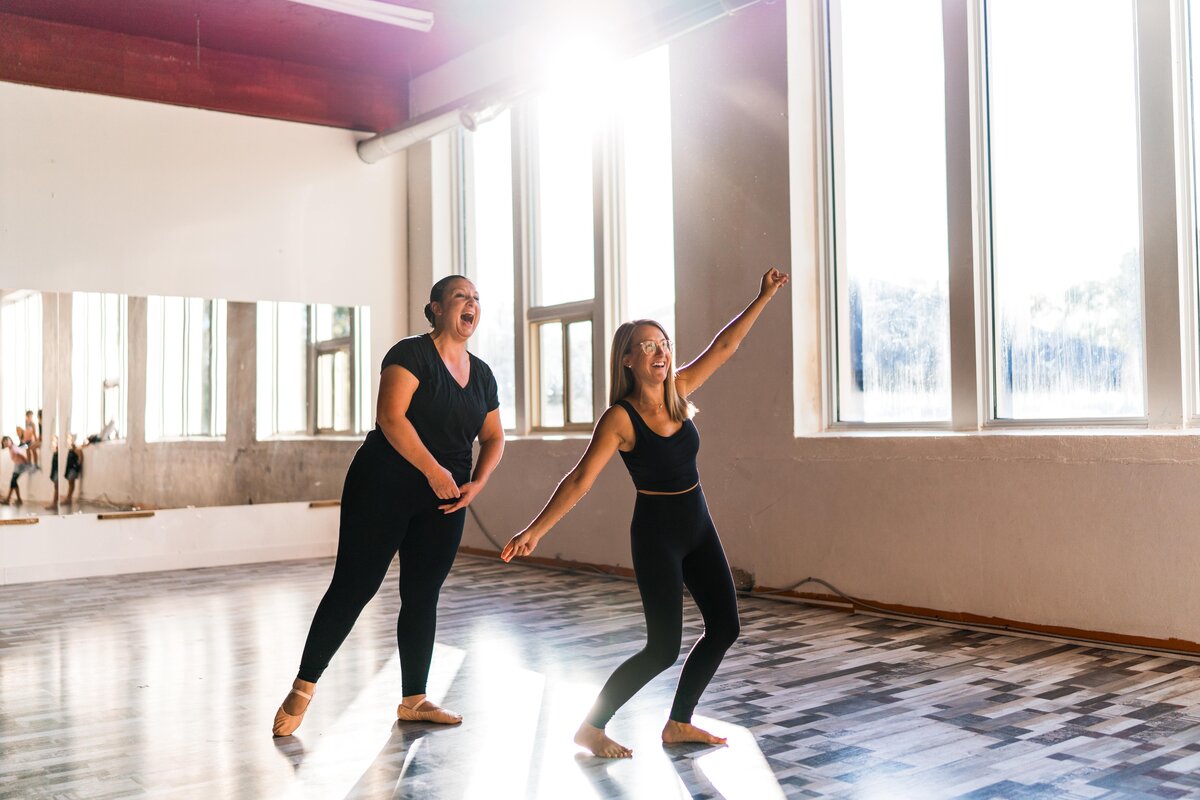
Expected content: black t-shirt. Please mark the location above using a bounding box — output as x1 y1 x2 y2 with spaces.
379 334 499 482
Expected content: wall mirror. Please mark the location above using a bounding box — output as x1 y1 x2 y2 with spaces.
0 289 371 519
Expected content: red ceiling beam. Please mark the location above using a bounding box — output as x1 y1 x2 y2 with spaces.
0 12 408 132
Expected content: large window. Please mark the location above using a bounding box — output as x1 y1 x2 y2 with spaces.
459 45 675 432
988 0 1143 420
146 296 227 440
828 0 951 423
823 0 1150 428
256 302 371 437
0 291 42 440
71 292 128 441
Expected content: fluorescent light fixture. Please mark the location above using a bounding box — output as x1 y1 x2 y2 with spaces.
287 0 434 32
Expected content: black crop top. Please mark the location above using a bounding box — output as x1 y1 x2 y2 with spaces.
615 399 700 493
379 334 499 483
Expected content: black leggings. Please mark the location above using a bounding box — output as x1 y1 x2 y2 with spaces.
585 487 740 727
297 432 465 696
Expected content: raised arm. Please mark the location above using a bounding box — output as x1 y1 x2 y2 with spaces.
439 409 505 514
376 365 461 501
500 406 629 562
675 268 789 397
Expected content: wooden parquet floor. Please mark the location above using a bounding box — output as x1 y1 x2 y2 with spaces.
4 555 1200 798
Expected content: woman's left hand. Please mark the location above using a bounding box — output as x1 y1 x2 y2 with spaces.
500 530 541 562
439 481 482 513
759 267 790 299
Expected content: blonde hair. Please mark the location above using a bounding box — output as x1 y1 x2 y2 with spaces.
609 320 695 423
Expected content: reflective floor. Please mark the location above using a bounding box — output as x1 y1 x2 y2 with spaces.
4 555 1200 798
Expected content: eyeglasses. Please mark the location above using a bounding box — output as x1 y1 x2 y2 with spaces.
632 338 672 355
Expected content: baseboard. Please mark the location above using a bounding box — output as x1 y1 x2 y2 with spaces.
458 546 1200 656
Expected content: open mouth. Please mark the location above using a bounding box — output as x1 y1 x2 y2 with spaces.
460 312 476 326
652 360 667 369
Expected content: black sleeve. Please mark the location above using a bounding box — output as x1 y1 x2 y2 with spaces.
381 337 425 380
483 362 500 413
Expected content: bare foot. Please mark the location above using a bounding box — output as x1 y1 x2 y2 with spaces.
661 720 727 746
574 722 632 758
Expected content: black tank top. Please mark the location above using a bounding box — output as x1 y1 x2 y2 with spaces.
615 399 700 493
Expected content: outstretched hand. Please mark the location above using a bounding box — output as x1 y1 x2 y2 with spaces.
759 267 789 299
500 530 540 563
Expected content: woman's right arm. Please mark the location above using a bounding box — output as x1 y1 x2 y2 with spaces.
500 407 628 562
376 365 460 500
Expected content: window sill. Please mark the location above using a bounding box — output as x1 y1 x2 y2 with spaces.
144 436 227 444
803 424 1200 439
257 434 365 443
502 431 592 442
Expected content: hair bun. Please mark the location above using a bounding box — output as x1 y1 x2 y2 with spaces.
423 303 435 326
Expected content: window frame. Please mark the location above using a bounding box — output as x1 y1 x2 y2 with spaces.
0 291 43 441
817 0 1180 432
257 302 369 439
456 94 622 435
309 306 360 435
70 292 129 443
145 296 227 441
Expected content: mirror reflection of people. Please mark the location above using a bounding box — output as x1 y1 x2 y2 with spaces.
2 434 32 505
273 275 505 736
87 418 117 445
45 434 84 510
502 268 790 758
20 410 39 469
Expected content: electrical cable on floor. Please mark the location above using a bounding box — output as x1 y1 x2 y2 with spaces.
464 506 1200 661
466 504 623 576
466 504 507 551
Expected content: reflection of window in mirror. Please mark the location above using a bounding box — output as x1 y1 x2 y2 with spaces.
256 302 371 438
145 296 227 440
71 293 128 441
0 291 43 439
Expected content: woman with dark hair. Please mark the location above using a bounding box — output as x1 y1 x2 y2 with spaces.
273 275 504 735
502 268 789 758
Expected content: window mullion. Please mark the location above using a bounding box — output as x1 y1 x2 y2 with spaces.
1178 0 1199 421
945 0 982 430
825 0 857 424
596 98 620 415
349 308 358 434
1139 0 1184 425
512 105 534 434
307 306 317 435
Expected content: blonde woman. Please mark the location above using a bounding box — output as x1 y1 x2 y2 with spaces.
502 268 789 758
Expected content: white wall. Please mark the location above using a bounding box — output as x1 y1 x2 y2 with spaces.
0 81 409 408
0 82 411 574
0 502 338 585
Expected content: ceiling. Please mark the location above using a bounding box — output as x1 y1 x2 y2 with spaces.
0 0 557 131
